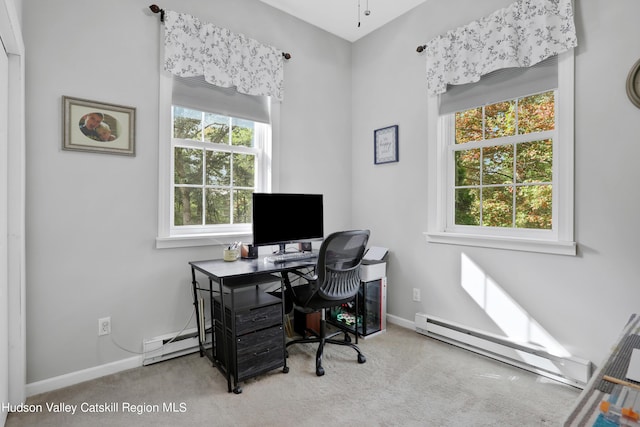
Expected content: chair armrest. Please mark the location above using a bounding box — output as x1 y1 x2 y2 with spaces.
290 269 318 282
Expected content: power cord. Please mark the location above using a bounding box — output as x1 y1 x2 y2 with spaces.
107 306 196 355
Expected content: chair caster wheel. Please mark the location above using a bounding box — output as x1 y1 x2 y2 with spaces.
233 386 242 394
316 366 325 376
283 366 289 373
358 354 366 364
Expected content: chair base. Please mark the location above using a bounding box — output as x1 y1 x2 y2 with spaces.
286 319 366 376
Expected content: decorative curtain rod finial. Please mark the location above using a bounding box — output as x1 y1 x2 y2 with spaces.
416 45 426 53
149 4 165 22
282 52 291 60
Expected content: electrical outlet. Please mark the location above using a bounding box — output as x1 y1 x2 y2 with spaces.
412 288 421 302
98 317 111 336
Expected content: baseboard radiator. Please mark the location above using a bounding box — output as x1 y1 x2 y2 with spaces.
142 326 203 366
415 313 591 388
143 298 210 366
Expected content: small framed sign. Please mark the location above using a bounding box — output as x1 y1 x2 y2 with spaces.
62 96 136 156
374 125 398 164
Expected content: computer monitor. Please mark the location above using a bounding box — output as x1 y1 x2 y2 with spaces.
252 193 324 254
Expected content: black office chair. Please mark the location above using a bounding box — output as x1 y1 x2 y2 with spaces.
285 229 370 376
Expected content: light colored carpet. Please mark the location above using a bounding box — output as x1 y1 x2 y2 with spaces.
6 323 580 426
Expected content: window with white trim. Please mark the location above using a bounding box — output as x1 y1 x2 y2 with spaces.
172 107 266 232
426 52 575 255
450 90 555 232
157 75 274 248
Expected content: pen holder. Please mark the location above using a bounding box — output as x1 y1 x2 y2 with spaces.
223 248 240 262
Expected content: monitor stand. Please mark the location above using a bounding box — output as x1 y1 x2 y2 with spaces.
274 243 304 255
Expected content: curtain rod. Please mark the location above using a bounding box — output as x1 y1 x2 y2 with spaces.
416 45 426 53
148 4 292 60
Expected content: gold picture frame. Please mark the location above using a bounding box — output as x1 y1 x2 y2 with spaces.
62 96 136 156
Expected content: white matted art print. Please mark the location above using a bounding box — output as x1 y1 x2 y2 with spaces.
62 96 136 156
374 125 398 164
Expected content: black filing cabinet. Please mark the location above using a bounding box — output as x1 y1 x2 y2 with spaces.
213 290 285 389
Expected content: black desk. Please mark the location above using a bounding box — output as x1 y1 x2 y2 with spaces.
189 255 317 394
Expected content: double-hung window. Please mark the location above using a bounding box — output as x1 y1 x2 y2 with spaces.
426 52 576 255
157 75 275 248
172 108 265 229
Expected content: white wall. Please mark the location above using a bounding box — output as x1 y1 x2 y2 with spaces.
22 0 351 384
22 0 640 386
351 0 640 366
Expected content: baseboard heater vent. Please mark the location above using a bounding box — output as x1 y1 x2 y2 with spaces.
143 326 203 366
415 313 591 388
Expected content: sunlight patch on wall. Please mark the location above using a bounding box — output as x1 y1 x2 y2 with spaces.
460 253 570 358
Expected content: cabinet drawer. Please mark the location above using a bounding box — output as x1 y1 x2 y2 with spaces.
216 325 284 382
236 326 284 380
235 304 282 335
215 299 282 335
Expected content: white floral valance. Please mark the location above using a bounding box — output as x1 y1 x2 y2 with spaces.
424 0 577 96
163 10 284 101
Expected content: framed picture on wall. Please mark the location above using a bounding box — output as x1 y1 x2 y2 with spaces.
62 96 136 156
374 125 399 164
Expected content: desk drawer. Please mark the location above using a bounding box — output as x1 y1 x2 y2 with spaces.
216 325 284 382
215 299 282 335
236 304 282 335
236 325 284 380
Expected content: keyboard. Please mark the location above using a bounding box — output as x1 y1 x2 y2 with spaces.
264 252 317 264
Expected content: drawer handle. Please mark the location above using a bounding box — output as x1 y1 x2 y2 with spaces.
251 315 269 322
254 348 270 356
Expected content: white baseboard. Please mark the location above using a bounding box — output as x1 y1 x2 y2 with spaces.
26 355 143 397
25 315 415 397
414 313 590 388
386 313 414 330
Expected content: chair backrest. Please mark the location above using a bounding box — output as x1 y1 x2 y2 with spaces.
316 230 370 301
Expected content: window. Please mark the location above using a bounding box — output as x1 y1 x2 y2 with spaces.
452 91 554 230
172 107 265 229
426 52 575 255
157 74 275 248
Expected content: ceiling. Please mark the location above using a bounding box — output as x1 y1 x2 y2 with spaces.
258 0 427 43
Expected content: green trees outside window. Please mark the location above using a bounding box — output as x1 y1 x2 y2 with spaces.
173 107 256 227
453 91 554 229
